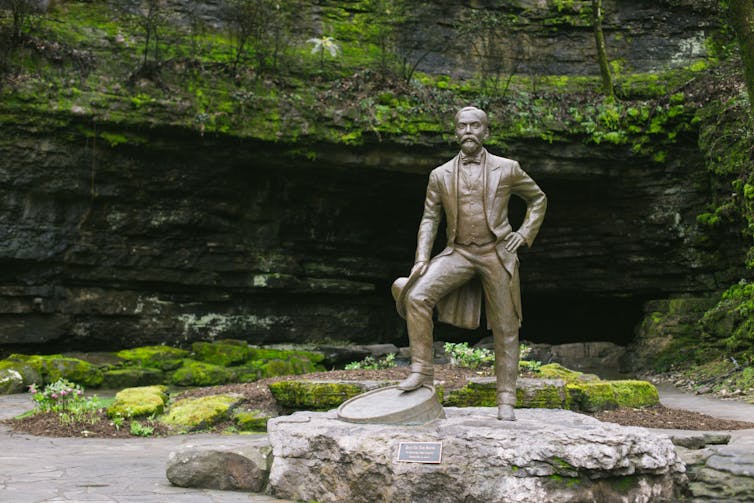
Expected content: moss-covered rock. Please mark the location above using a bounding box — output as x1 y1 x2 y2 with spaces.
116 346 189 371
0 358 43 388
160 394 242 431
0 367 25 394
567 380 660 412
6 354 103 388
170 360 235 387
248 347 325 366
442 378 567 409
107 385 169 418
538 363 600 383
234 350 326 381
268 381 369 410
233 409 275 432
101 367 165 389
191 340 253 366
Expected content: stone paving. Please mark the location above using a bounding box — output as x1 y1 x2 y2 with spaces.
0 395 292 503
1 387 753 502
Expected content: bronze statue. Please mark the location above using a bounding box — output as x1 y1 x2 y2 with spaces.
392 106 546 421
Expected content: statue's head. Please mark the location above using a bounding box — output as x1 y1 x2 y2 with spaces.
454 106 489 155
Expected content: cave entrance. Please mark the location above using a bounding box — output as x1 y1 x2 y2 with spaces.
431 294 649 348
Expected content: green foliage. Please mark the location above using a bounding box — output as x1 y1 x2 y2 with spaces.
130 420 155 437
30 378 86 413
444 342 494 369
701 280 754 362
344 353 396 370
28 378 103 425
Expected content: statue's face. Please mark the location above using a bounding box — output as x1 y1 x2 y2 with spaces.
455 109 488 154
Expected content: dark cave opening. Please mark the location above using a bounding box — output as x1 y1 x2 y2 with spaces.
425 293 649 348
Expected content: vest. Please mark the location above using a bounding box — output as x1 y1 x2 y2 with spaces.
455 162 495 245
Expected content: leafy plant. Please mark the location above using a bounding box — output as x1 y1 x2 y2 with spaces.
130 420 155 437
30 379 86 413
28 378 101 425
444 342 494 369
307 36 340 70
345 353 396 370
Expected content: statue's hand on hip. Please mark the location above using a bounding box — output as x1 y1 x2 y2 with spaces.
411 261 428 276
504 232 525 253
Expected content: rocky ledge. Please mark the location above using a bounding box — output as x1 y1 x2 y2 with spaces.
266 407 687 503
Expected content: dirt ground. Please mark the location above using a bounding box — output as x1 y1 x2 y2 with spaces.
7 365 754 437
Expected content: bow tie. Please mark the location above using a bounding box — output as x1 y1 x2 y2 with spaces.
461 153 482 165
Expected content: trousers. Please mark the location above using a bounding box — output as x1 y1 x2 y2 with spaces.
404 242 519 404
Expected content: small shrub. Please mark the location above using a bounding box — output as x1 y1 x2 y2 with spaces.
444 342 494 369
345 353 396 370
28 378 101 424
130 420 154 437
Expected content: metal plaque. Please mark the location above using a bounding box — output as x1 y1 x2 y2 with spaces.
396 442 443 464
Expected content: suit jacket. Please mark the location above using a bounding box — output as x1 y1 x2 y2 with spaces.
410 149 547 330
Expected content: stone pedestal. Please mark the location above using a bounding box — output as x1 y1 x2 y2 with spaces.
267 408 687 503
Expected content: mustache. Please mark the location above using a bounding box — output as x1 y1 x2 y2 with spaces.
460 136 481 144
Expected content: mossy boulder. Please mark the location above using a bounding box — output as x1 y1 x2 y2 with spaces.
6 354 103 388
191 340 253 366
170 360 235 387
233 409 275 432
567 380 660 412
107 385 169 418
116 346 189 371
442 378 568 409
268 380 369 410
234 349 326 381
0 367 25 394
160 394 242 431
0 357 43 388
248 347 325 365
101 367 165 389
538 363 601 383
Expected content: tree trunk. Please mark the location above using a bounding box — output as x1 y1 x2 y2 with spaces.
592 0 614 100
728 0 754 114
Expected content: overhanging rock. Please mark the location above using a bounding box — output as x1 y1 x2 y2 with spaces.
268 407 687 503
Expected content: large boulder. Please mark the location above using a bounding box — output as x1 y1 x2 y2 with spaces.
166 437 272 491
268 408 687 503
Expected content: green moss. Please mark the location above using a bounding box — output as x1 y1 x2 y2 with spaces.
191 340 253 367
566 380 659 412
170 359 235 387
233 409 273 432
160 394 241 431
442 378 566 409
442 381 497 407
7 355 104 388
538 363 600 384
107 385 168 419
101 367 164 389
0 367 25 394
116 346 189 371
268 381 366 410
248 348 325 365
0 358 43 387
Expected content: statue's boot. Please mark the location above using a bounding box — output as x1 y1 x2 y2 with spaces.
397 368 434 391
497 392 516 421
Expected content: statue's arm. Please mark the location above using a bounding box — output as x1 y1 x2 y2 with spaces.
510 162 547 247
414 171 442 269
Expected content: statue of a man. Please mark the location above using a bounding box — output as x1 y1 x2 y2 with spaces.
392 106 547 421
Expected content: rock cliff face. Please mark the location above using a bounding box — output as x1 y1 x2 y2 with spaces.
0 0 743 353
0 115 743 352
